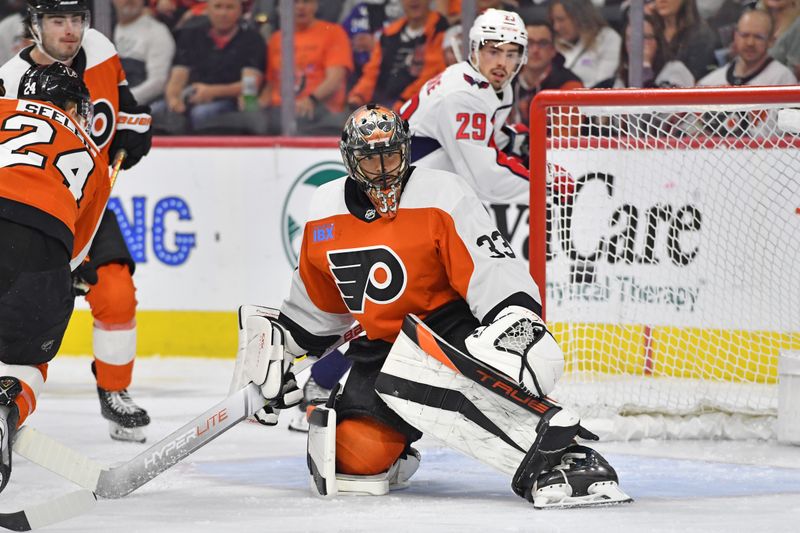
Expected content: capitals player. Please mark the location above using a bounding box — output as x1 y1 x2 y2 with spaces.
1 63 111 493
400 8 530 205
230 105 631 508
0 0 153 442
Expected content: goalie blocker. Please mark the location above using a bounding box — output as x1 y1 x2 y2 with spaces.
367 315 632 509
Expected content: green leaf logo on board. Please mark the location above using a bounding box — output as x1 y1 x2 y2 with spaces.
281 161 347 265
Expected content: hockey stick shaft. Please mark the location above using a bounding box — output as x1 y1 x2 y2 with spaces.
0 490 96 532
109 149 126 188
13 321 363 499
12 384 257 499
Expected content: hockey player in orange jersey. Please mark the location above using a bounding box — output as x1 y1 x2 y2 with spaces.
0 63 111 494
0 0 153 442
230 105 632 508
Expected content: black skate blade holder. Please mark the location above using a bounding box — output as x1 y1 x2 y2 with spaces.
511 408 599 502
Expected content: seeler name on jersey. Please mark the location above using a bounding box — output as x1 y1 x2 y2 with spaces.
16 100 94 153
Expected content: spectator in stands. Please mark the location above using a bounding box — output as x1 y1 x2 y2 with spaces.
347 0 448 111
603 14 694 87
697 9 795 137
114 0 176 105
153 0 266 133
259 0 353 134
514 20 583 128
653 0 721 80
548 0 622 88
770 10 800 77
0 1 26 66
703 0 747 56
760 0 800 41
149 0 206 31
340 0 404 26
340 2 383 87
699 8 797 85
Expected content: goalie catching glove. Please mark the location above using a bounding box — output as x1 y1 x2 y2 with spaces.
232 308 305 425
465 306 564 397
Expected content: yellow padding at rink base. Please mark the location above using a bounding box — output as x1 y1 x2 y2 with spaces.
549 323 800 383
59 312 800 381
60 310 238 358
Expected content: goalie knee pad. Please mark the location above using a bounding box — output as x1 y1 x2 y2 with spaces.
336 416 406 476
307 402 418 498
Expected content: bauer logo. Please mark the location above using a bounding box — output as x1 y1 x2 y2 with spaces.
281 161 347 265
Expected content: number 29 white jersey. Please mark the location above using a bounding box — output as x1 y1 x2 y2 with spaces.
399 61 529 205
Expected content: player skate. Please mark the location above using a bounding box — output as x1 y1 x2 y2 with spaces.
97 387 150 443
0 377 21 494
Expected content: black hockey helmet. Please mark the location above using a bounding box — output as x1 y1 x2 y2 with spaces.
19 62 93 129
27 0 90 16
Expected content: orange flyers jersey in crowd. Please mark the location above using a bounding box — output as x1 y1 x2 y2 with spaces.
279 166 541 345
0 29 127 160
0 98 110 268
267 20 353 112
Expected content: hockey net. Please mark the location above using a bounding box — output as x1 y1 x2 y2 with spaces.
528 86 800 440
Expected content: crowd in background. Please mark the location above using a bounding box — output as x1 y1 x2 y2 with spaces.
1 0 798 135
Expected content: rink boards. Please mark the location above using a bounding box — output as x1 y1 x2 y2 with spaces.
59 139 799 383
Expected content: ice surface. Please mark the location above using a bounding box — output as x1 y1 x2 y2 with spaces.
3 357 799 533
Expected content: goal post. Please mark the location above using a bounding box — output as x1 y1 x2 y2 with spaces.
529 86 800 439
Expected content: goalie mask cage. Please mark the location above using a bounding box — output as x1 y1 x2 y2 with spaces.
529 86 800 440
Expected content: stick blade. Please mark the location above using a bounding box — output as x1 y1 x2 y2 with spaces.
0 490 96 531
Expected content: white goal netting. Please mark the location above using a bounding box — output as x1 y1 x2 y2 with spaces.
530 87 800 440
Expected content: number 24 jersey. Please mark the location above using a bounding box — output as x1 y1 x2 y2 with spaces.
0 98 110 269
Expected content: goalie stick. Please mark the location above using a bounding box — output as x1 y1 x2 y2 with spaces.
12 322 364 499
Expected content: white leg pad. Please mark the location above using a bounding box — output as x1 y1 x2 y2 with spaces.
335 473 390 496
334 449 420 495
307 405 338 498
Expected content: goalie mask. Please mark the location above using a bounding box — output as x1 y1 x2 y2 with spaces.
468 8 528 90
20 62 93 132
340 104 410 220
26 0 91 63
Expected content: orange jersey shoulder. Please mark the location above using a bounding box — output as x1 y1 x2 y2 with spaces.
0 98 110 256
81 29 126 156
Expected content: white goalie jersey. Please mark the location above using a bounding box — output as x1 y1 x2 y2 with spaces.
279 166 542 348
399 61 530 205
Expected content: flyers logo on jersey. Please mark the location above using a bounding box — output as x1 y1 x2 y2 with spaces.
327 246 407 313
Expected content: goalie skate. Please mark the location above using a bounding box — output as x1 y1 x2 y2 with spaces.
98 388 150 443
531 445 633 509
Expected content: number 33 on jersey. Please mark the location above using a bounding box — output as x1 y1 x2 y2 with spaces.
281 166 541 344
0 98 110 268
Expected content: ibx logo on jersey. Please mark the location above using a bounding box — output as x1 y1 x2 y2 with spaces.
327 246 407 313
312 223 334 242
